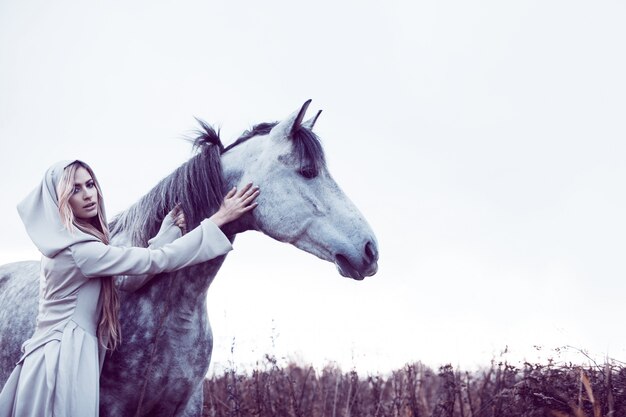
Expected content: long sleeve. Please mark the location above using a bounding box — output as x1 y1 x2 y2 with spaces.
71 219 232 278
115 214 183 291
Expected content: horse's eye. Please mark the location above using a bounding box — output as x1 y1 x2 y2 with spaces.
299 166 317 179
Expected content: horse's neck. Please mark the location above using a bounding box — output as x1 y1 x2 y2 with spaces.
218 144 259 236
111 229 229 304
157 258 227 304
122 259 227 322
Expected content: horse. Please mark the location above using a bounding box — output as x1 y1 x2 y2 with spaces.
0 100 379 416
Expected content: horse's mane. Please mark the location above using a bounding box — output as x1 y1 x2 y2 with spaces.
110 118 326 245
109 121 225 245
225 122 326 175
224 122 276 151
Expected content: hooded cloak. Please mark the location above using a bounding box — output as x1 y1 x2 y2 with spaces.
16 160 101 258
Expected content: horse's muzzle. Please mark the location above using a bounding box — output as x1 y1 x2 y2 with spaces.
334 240 379 280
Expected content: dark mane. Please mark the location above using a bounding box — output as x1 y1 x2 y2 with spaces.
225 122 326 174
110 120 225 245
291 125 326 175
223 122 277 152
193 118 225 153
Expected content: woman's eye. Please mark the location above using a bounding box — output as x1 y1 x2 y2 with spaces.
86 182 94 188
73 187 80 194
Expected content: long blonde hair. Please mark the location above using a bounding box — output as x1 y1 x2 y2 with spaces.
56 161 121 351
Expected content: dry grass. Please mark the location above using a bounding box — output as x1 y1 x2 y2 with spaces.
202 355 626 417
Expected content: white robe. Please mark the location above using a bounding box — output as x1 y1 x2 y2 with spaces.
0 217 232 417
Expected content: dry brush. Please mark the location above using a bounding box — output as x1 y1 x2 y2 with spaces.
203 356 626 417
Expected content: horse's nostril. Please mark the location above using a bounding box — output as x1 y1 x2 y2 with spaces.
364 241 377 264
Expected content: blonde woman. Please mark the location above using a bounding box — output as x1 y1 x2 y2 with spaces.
0 159 258 417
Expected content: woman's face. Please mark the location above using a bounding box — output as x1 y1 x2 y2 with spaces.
68 166 99 220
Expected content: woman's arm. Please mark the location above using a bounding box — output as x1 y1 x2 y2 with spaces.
115 207 184 291
72 218 232 278
75 184 257 278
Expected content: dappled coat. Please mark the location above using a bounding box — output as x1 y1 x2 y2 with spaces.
0 160 232 417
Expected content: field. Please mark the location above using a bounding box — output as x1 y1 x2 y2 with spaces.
203 355 625 417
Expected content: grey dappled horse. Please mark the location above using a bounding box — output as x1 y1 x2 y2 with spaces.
0 101 379 417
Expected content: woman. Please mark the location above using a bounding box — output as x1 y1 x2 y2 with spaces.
0 159 259 417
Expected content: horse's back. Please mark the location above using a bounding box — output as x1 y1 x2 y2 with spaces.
0 261 39 386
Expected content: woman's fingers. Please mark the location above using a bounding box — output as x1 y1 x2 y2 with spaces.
231 184 258 202
241 185 259 199
171 203 187 233
235 183 253 198
241 202 258 213
171 202 182 218
241 189 260 207
210 184 260 226
225 186 237 199
225 184 259 205
229 188 258 214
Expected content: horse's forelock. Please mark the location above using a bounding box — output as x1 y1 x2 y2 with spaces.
291 126 326 174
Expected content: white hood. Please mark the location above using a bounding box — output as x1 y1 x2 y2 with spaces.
17 160 101 258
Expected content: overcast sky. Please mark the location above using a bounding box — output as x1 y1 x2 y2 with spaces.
1 1 625 375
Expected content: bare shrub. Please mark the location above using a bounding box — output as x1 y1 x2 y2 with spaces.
203 357 626 417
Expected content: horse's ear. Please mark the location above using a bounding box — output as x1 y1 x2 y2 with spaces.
271 99 312 139
302 110 322 130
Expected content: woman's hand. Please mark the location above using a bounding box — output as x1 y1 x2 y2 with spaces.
171 203 187 234
209 183 259 227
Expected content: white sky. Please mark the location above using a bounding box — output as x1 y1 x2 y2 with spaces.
1 1 625 375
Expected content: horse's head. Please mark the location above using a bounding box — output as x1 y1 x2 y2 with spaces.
221 100 379 280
